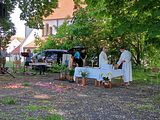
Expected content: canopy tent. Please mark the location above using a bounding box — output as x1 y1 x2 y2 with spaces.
68 46 86 54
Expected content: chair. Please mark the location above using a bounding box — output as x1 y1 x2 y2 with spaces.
13 60 21 73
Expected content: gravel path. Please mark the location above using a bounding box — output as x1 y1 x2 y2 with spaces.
0 74 160 120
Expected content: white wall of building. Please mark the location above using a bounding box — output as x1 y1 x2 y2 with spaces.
20 18 72 62
20 28 42 61
7 39 21 53
20 29 42 52
6 38 21 61
43 19 72 35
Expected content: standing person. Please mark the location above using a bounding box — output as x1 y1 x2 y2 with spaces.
74 50 81 67
80 49 87 67
25 49 33 69
116 46 132 86
99 47 108 68
1 47 8 68
0 48 3 73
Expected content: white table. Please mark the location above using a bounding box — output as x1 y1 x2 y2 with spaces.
29 63 52 67
74 66 123 81
74 67 100 81
29 62 52 75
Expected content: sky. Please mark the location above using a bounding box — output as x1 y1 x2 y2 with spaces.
11 6 25 38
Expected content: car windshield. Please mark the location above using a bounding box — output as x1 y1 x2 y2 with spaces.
46 51 56 57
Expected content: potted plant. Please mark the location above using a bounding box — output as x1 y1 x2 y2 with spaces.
79 70 88 86
101 72 112 88
68 69 74 83
50 63 68 80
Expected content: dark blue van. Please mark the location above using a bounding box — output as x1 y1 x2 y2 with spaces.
32 49 68 64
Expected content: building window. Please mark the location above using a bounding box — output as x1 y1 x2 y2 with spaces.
56 20 59 27
45 23 49 36
49 27 52 35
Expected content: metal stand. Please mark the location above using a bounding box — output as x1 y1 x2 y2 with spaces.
0 67 15 78
23 57 26 75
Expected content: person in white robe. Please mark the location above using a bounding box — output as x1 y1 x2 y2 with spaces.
117 46 132 85
0 47 8 68
99 47 108 68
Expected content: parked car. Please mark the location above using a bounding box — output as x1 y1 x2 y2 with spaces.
32 49 68 64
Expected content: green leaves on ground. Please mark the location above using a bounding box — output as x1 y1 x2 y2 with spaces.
0 97 16 105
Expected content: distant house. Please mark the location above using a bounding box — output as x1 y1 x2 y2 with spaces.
20 26 42 53
10 45 21 61
20 0 75 58
6 36 24 61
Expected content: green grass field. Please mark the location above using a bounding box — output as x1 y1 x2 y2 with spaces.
5 61 160 85
133 68 160 85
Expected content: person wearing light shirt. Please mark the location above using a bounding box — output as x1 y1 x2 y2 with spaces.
99 47 108 68
116 46 132 86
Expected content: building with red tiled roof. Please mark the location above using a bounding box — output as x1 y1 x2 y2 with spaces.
6 36 24 61
22 0 76 53
11 45 20 55
7 36 24 54
24 41 38 50
42 0 75 36
21 0 83 62
43 0 75 21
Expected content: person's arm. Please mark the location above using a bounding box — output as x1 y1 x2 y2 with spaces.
117 53 125 66
84 54 87 59
102 52 108 63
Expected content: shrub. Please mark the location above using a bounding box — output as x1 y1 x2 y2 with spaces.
0 97 16 105
50 63 68 73
69 69 74 76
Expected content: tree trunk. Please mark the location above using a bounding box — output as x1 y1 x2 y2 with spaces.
136 36 141 65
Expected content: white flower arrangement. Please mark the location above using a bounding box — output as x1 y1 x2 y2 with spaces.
100 72 112 81
79 70 89 78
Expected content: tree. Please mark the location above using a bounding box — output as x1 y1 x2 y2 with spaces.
0 0 16 48
81 0 160 65
0 0 58 48
18 0 58 29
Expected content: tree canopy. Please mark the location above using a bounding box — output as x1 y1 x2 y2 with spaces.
0 0 58 48
18 0 58 29
0 0 17 48
36 0 160 66
0 0 160 66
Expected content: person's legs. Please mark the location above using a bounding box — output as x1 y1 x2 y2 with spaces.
38 65 43 75
24 61 31 74
0 58 5 74
2 58 6 68
42 65 46 74
122 69 130 86
75 58 79 67
79 59 83 67
0 58 2 68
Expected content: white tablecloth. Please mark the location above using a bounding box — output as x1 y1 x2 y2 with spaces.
29 63 52 67
74 66 123 81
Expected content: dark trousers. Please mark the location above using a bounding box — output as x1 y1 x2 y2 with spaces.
38 65 46 75
74 58 83 67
